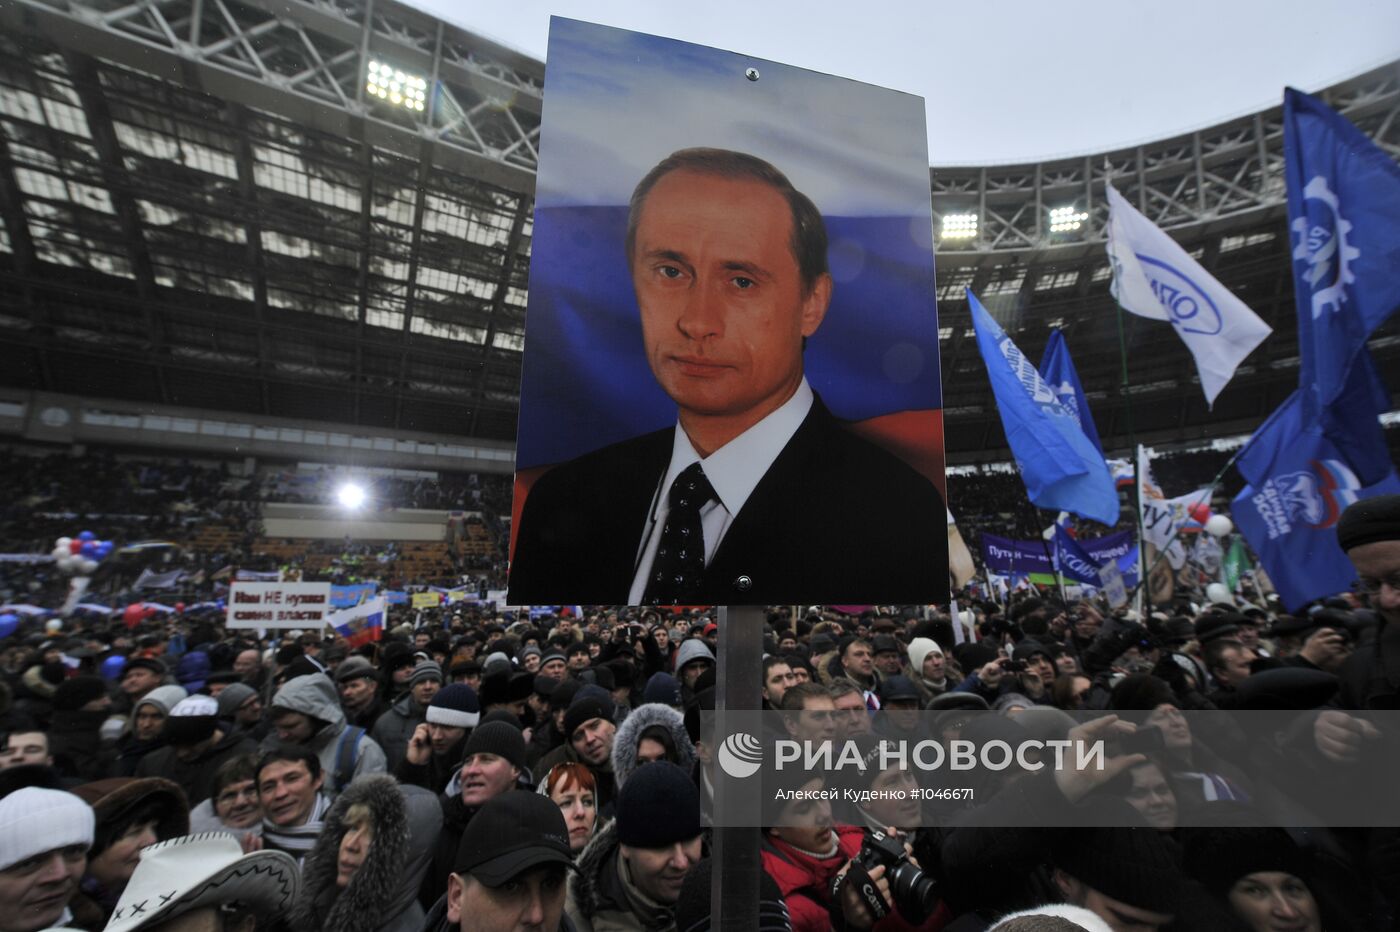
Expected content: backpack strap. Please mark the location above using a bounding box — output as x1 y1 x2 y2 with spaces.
334 725 366 792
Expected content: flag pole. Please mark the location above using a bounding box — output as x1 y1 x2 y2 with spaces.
1113 302 1151 621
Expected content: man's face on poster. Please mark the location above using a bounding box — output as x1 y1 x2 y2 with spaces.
630 169 830 448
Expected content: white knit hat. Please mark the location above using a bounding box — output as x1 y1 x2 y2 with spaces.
0 787 95 871
988 904 1114 932
907 637 943 671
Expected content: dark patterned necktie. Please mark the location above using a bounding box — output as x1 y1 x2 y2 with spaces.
643 462 716 605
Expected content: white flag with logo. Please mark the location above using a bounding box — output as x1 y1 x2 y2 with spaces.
1106 184 1271 407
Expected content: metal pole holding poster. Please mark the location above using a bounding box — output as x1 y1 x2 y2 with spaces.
711 605 763 930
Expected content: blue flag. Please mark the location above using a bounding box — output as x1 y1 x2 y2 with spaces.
969 290 1119 525
1284 87 1400 419
1233 370 1400 610
1053 525 1104 586
1040 330 1103 455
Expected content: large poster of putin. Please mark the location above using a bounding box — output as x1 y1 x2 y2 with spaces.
508 19 947 606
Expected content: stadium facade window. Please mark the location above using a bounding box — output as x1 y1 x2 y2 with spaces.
1220 231 1276 252
366 307 405 330
0 88 45 124
40 98 92 139
111 122 238 180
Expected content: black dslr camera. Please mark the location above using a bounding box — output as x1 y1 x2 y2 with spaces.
854 830 939 923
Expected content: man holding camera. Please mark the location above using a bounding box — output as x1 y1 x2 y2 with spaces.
761 764 947 931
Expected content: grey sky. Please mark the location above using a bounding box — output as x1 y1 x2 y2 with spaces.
402 0 1398 166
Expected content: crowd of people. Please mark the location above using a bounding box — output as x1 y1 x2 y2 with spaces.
0 492 1394 930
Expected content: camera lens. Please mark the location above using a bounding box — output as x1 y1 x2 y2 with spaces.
891 862 939 923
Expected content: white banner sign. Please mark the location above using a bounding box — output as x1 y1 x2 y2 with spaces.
226 582 333 629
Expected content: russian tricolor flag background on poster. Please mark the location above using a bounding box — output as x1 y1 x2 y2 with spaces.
330 596 385 648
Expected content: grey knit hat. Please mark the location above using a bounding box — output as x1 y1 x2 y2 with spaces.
215 683 257 718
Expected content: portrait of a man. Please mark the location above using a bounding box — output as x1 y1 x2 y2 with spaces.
507 20 948 605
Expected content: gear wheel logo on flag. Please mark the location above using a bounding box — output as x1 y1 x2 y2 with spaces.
1290 175 1360 319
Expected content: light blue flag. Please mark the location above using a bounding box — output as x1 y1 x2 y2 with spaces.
968 290 1119 525
1040 330 1103 455
1285 87 1400 420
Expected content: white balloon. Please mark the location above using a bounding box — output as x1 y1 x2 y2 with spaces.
1206 582 1233 604
79 559 98 575
56 536 71 548
1204 514 1234 537
52 546 68 560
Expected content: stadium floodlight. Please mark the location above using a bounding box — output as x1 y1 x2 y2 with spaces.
1048 205 1089 234
366 60 428 112
336 482 367 510
940 212 978 240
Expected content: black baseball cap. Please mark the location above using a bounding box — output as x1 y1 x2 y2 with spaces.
454 792 576 887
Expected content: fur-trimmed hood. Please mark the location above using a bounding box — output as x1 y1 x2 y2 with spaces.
289 774 443 932
609 703 696 789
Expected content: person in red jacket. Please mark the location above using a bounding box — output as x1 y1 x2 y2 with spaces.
759 771 950 932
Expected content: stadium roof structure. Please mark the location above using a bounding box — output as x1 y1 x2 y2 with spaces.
0 0 1395 464
931 63 1400 463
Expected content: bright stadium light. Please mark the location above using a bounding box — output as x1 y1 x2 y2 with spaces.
367 60 428 112
337 482 367 510
1048 205 1089 234
940 212 978 240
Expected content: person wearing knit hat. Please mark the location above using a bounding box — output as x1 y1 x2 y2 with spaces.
518 644 543 673
68 777 189 928
132 695 259 808
418 720 529 911
397 684 481 793
567 762 702 931
214 681 255 720
563 691 616 766
536 649 567 681
214 680 267 742
370 660 443 772
0 786 94 931
1051 827 1182 929
907 636 950 705
643 671 683 709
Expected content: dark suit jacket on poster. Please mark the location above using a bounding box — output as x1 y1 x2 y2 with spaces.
509 394 947 605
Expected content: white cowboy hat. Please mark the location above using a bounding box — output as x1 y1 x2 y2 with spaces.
104 833 299 932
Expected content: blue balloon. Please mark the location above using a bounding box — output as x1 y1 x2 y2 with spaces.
96 541 113 558
81 541 98 556
100 654 127 680
0 613 18 639
78 530 95 542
